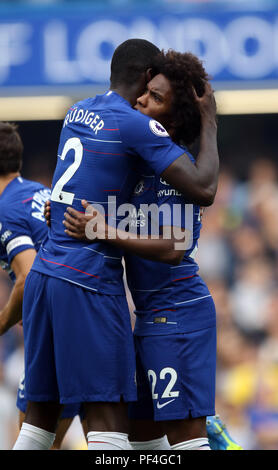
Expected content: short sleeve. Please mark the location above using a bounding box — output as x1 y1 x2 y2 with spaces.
121 113 185 175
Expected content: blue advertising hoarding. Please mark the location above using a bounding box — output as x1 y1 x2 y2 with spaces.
1 3 278 95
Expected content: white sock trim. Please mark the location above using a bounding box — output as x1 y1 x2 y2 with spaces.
87 432 130 450
171 437 211 450
13 423 56 450
130 435 170 450
88 432 128 442
22 423 55 439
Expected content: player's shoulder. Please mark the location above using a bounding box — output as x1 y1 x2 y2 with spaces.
20 177 48 191
0 188 23 228
120 109 170 142
0 177 24 210
99 91 152 124
69 92 118 113
0 177 49 216
63 96 97 118
12 177 49 199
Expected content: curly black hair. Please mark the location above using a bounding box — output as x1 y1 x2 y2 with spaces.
151 50 210 146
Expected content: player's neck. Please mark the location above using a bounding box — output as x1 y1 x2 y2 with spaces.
110 76 147 108
110 86 139 107
0 172 20 195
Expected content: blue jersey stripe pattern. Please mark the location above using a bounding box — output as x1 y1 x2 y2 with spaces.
32 91 184 294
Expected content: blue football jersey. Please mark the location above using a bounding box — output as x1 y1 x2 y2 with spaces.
31 91 184 294
124 149 212 333
0 177 50 281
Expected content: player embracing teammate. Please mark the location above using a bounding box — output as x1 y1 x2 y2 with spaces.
11 39 240 451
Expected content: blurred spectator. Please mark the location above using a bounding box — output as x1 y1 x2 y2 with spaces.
230 257 275 341
259 289 278 364
3 326 24 396
196 157 278 449
196 209 233 281
230 224 268 266
215 290 278 450
0 364 18 450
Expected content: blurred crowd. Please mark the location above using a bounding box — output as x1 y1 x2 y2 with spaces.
197 158 278 450
0 156 277 449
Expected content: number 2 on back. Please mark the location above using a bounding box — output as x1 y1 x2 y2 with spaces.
51 137 83 205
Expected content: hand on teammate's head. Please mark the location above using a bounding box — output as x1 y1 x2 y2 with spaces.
193 82 217 125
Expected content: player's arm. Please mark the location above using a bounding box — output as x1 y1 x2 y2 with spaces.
63 202 185 265
161 83 218 206
95 223 185 265
0 248 36 335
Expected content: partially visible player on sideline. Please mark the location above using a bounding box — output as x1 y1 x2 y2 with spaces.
62 51 241 450
0 122 85 449
13 39 219 451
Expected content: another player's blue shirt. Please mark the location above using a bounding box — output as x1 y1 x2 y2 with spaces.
0 177 50 281
31 91 184 294
124 150 214 335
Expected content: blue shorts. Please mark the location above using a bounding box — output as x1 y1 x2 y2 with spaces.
16 371 83 419
23 271 137 404
128 326 216 421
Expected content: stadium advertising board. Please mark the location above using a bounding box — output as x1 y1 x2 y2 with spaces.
1 5 278 93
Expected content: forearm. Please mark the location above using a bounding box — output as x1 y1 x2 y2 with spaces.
104 226 181 265
195 120 219 199
0 278 24 335
192 83 219 204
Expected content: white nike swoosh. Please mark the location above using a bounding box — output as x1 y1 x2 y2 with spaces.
156 399 176 409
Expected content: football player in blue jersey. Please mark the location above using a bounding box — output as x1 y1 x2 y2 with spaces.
62 50 241 451
0 122 85 449
13 39 219 451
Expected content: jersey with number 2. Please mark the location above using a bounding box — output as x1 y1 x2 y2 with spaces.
31 91 184 294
